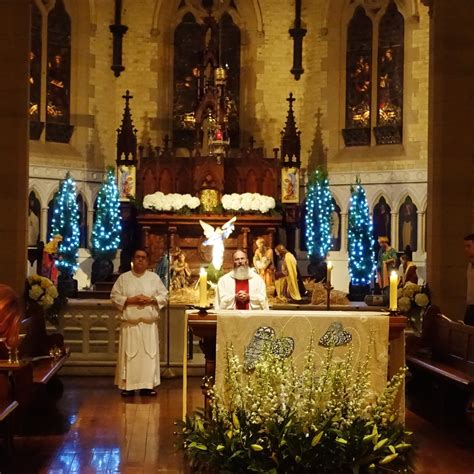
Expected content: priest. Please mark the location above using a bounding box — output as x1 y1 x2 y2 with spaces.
215 249 269 310
111 248 168 396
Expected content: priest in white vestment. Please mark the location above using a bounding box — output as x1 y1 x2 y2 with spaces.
111 249 168 396
215 249 269 310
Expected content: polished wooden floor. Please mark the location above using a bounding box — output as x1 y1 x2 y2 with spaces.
0 376 473 473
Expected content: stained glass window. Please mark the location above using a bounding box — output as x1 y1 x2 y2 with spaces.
46 0 71 126
30 3 42 123
219 13 240 147
343 7 372 146
173 13 203 148
375 1 404 144
173 9 241 150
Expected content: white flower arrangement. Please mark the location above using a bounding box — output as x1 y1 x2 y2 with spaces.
143 192 200 212
27 275 59 309
221 192 276 214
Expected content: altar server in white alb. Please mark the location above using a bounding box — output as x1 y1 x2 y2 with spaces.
111 248 168 397
215 249 269 310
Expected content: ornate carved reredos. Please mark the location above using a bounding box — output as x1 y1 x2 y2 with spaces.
136 145 280 200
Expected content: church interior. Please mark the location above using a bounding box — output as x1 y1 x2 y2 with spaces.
0 0 473 472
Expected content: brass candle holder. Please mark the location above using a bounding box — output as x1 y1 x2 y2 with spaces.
323 281 333 311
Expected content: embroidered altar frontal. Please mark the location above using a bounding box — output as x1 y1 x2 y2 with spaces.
215 310 390 397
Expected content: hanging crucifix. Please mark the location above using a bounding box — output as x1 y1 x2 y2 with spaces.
289 0 306 80
110 0 128 77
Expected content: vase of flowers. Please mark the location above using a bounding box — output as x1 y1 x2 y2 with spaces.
24 275 63 357
397 282 430 333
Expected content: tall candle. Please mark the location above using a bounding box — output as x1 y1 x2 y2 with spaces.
199 267 208 307
327 261 333 285
389 270 398 311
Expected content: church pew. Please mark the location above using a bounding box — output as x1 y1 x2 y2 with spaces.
406 305 474 413
0 372 18 456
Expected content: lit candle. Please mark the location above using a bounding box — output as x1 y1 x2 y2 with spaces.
389 270 398 311
199 267 208 307
327 261 333 286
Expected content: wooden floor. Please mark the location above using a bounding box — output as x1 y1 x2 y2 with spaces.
0 376 473 473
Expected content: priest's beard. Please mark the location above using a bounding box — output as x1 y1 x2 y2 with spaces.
233 265 250 281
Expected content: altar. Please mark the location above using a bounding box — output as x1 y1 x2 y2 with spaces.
182 309 406 419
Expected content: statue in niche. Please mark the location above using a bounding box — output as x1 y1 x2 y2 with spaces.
170 251 191 290
253 237 275 287
330 199 341 251
399 198 417 251
373 199 391 241
28 195 40 247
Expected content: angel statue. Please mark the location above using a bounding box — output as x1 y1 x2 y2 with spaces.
199 217 237 271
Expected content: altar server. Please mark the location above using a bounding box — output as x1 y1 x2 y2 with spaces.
215 249 269 310
111 249 168 396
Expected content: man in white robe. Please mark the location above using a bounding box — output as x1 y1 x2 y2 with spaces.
215 249 269 310
111 249 168 396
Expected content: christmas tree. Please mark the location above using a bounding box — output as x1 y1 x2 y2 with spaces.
347 180 375 286
91 167 122 259
304 168 334 260
50 172 80 277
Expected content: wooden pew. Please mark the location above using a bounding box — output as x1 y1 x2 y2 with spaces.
0 372 18 455
406 305 474 413
0 304 69 434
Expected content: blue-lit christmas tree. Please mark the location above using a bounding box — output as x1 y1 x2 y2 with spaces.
50 172 80 278
91 168 122 259
347 179 375 292
304 168 334 261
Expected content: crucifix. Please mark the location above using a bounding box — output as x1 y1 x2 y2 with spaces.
289 0 307 80
110 0 128 77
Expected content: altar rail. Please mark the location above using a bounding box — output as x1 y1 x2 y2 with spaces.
49 300 205 376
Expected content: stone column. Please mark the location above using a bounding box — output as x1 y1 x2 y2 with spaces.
416 211 425 254
340 213 348 253
0 0 30 296
87 209 95 248
41 207 49 243
426 0 474 318
390 212 398 251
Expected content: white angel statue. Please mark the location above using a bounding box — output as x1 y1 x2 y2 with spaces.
199 217 237 271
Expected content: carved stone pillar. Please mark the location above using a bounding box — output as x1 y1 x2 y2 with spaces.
0 0 30 295
41 208 49 243
340 213 348 253
416 211 425 254
426 0 474 317
87 209 94 249
391 212 398 251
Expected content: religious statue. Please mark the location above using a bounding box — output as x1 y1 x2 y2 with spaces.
155 252 170 289
41 234 62 285
377 236 397 289
274 244 306 302
253 237 274 287
200 217 237 271
170 251 191 291
28 198 40 247
399 199 416 251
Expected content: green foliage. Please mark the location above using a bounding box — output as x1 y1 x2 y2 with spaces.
178 339 414 473
91 167 122 259
50 172 80 277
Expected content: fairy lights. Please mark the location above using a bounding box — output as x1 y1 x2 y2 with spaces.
91 168 122 259
304 169 334 259
347 180 375 285
49 172 80 277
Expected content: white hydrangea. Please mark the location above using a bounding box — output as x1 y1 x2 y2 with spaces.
143 192 200 212
221 193 275 213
